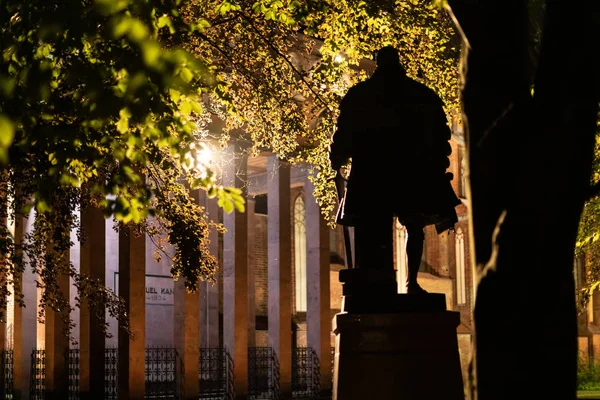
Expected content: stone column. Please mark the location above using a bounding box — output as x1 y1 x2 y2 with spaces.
305 179 331 394
267 157 292 398
174 279 200 399
118 226 146 400
79 206 106 400
207 281 219 347
199 281 208 348
174 188 200 400
13 211 37 400
247 197 256 348
44 251 70 400
222 143 249 398
199 191 220 348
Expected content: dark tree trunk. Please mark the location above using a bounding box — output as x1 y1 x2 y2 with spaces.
447 0 600 399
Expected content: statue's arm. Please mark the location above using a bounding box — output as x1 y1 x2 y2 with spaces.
329 95 355 171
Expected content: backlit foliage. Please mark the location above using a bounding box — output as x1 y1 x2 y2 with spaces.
185 0 460 223
0 0 240 336
0 0 459 336
576 123 600 310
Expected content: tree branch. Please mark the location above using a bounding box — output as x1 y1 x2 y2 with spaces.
193 30 265 94
237 12 333 112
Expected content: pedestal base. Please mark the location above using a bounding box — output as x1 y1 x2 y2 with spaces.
332 309 464 400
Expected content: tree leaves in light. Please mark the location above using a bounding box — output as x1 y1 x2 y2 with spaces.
0 115 15 163
0 0 236 339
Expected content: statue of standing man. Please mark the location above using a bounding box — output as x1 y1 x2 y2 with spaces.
329 46 461 295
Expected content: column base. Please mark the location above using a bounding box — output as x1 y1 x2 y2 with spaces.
332 305 464 400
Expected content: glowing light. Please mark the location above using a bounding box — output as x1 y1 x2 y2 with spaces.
184 142 214 178
197 145 213 166
333 54 344 64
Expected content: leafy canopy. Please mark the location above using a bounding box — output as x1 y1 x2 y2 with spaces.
0 0 459 335
0 0 242 333
185 0 460 222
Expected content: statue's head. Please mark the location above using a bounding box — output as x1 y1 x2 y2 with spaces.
375 46 405 74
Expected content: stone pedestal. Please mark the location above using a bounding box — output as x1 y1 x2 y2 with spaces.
333 269 464 400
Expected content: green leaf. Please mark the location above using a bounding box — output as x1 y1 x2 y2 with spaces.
95 0 129 15
0 115 15 148
0 77 16 97
219 194 234 213
60 173 81 187
117 108 132 133
169 89 181 103
180 101 192 116
111 16 132 39
196 19 211 32
180 67 194 83
207 186 217 198
157 15 175 34
190 101 203 114
36 199 52 213
141 41 161 67
127 19 149 42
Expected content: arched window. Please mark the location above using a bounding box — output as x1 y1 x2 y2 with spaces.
455 227 466 305
294 195 307 312
459 146 468 198
395 220 408 293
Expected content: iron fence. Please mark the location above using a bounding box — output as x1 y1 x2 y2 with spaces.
105 347 118 400
68 349 79 400
292 348 320 399
145 347 179 399
2 349 14 399
248 347 280 400
199 348 234 400
29 347 180 400
30 350 45 400
23 345 336 400
331 346 335 389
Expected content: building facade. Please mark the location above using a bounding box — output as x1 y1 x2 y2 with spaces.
1 133 478 399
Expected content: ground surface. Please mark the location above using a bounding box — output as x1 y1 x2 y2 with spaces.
578 391 600 399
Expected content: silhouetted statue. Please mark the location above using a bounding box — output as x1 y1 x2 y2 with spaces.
329 46 460 295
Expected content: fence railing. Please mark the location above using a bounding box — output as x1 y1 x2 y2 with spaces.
292 347 320 399
30 348 118 400
199 348 234 400
68 348 79 400
248 347 280 400
31 347 180 400
2 349 14 399
26 346 333 400
29 347 238 400
105 348 118 400
30 350 45 400
331 346 335 390
145 347 179 399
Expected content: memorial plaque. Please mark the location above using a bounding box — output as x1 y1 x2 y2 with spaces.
114 273 174 306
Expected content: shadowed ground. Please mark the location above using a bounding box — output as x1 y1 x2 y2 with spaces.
578 391 600 399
